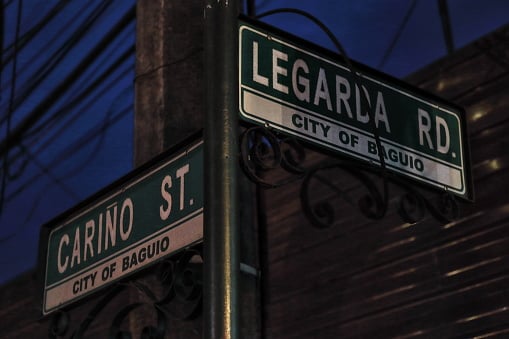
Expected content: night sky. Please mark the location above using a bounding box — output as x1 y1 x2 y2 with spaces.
0 0 508 285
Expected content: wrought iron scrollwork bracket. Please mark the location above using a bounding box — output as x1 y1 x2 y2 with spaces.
240 126 460 228
48 248 203 339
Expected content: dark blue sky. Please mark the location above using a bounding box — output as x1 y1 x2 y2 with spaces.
0 0 508 286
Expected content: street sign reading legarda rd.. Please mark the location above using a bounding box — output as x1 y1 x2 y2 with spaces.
39 138 203 315
239 18 472 200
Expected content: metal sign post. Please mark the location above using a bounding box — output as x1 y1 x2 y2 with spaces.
204 1 240 338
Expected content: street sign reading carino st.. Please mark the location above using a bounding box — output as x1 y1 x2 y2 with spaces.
239 18 472 200
39 137 203 316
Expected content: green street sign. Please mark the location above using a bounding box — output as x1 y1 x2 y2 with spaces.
39 137 203 315
239 18 472 200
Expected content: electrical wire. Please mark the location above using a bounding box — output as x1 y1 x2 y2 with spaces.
5 99 132 207
377 0 417 70
5 47 135 181
0 2 135 246
3 1 134 207
0 0 16 10
256 8 355 72
0 0 22 214
19 99 125 225
0 0 4 103
24 45 135 146
4 42 134 195
18 21 135 142
133 46 202 83
53 23 135 109
246 0 256 17
0 1 119 170
0 5 135 165
0 99 132 243
0 0 70 73
0 5 135 200
53 89 133 181
26 63 134 169
0 1 137 283
438 0 455 55
0 1 113 124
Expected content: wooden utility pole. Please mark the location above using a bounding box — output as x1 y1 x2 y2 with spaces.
134 2 205 337
135 1 204 164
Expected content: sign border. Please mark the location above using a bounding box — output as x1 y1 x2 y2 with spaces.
37 131 204 317
238 15 473 201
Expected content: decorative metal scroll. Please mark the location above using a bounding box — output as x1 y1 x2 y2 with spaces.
48 247 203 339
240 126 460 228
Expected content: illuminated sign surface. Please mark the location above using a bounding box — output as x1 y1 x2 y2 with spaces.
239 19 472 199
40 138 203 315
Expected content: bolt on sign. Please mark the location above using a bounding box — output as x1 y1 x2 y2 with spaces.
38 136 203 316
238 17 473 200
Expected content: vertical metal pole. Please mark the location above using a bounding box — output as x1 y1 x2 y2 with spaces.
204 1 239 339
